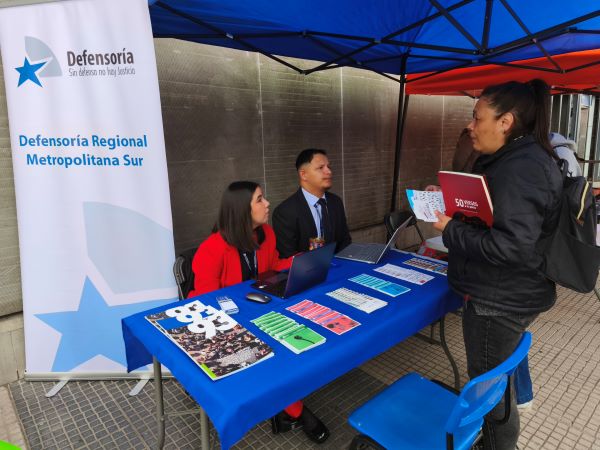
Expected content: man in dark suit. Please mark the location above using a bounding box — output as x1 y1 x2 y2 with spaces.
273 148 352 258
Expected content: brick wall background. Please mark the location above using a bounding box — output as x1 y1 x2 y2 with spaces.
0 38 474 316
156 39 474 253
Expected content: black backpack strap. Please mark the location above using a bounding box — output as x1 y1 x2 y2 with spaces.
556 158 569 180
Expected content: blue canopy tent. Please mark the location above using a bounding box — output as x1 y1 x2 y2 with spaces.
148 0 600 209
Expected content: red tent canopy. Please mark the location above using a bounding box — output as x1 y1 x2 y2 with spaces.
405 50 600 96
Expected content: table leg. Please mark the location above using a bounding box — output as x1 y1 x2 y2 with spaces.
151 357 210 449
439 315 460 390
200 408 209 449
153 357 166 450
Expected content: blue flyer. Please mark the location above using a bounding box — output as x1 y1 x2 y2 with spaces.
349 274 410 297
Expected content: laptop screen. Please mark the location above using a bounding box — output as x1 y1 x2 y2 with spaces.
380 216 413 254
334 215 413 264
252 243 336 298
284 242 336 297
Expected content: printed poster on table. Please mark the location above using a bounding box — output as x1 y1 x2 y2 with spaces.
0 0 177 376
147 300 274 380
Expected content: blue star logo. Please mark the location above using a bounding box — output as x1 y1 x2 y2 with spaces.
15 57 46 87
36 277 176 372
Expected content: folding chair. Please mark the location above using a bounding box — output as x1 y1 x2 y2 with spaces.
348 332 532 450
384 210 424 250
385 210 451 352
173 247 198 300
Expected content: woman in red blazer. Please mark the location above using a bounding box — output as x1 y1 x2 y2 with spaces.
188 205 290 296
189 181 329 444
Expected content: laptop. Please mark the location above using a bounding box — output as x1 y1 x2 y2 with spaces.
335 216 412 264
251 243 336 298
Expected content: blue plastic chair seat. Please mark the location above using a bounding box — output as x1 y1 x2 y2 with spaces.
348 372 482 450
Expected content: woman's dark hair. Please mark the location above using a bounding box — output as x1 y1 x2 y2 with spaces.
214 181 263 252
480 79 553 156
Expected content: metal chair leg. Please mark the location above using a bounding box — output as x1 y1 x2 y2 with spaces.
439 315 460 391
349 434 385 450
413 315 460 390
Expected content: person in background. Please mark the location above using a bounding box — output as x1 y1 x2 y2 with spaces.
434 79 562 450
425 127 481 192
452 127 482 173
189 181 330 444
550 132 582 177
273 148 351 258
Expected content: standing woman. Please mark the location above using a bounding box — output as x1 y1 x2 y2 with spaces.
434 79 562 450
189 181 330 444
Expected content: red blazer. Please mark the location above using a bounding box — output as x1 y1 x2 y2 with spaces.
188 224 293 298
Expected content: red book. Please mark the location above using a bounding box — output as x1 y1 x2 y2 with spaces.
438 170 494 227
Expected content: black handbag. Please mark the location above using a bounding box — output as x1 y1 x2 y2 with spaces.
538 161 600 293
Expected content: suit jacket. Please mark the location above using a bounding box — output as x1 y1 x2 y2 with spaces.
187 224 292 298
272 188 351 258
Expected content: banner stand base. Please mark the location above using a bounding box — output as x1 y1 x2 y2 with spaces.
45 379 68 397
24 370 173 382
129 377 150 396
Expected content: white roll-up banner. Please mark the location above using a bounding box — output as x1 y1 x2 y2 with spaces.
0 0 178 376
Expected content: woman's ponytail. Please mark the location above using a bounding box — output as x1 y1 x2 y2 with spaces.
527 79 552 155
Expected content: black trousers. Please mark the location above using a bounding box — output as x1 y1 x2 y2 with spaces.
462 302 538 450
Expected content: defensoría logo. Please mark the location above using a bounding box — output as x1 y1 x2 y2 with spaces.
15 36 62 87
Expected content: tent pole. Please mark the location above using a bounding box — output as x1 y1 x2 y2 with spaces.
391 55 408 212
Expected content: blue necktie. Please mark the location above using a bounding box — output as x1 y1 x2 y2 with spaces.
317 198 332 242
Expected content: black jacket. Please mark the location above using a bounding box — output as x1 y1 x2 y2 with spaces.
272 188 352 258
442 135 562 314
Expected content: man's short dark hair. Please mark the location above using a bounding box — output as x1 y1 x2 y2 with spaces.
295 148 327 171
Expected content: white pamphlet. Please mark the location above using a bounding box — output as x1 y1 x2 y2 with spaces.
406 189 445 222
375 263 434 285
326 287 388 313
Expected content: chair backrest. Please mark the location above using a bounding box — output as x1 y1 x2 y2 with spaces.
444 332 532 436
173 247 198 300
384 210 424 246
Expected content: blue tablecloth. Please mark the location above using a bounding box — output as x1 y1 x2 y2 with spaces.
122 250 461 449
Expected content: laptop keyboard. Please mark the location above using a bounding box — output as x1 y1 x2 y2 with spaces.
338 243 384 262
269 282 287 297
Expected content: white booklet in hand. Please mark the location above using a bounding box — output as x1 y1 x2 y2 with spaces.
406 189 445 222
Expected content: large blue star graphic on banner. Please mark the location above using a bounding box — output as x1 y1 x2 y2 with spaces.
15 57 46 87
36 277 176 372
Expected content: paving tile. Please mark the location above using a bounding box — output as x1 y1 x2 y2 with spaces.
531 435 547 448
560 438 577 448
4 283 600 449
0 385 27 449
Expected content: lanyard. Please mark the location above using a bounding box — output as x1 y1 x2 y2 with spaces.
242 251 257 279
